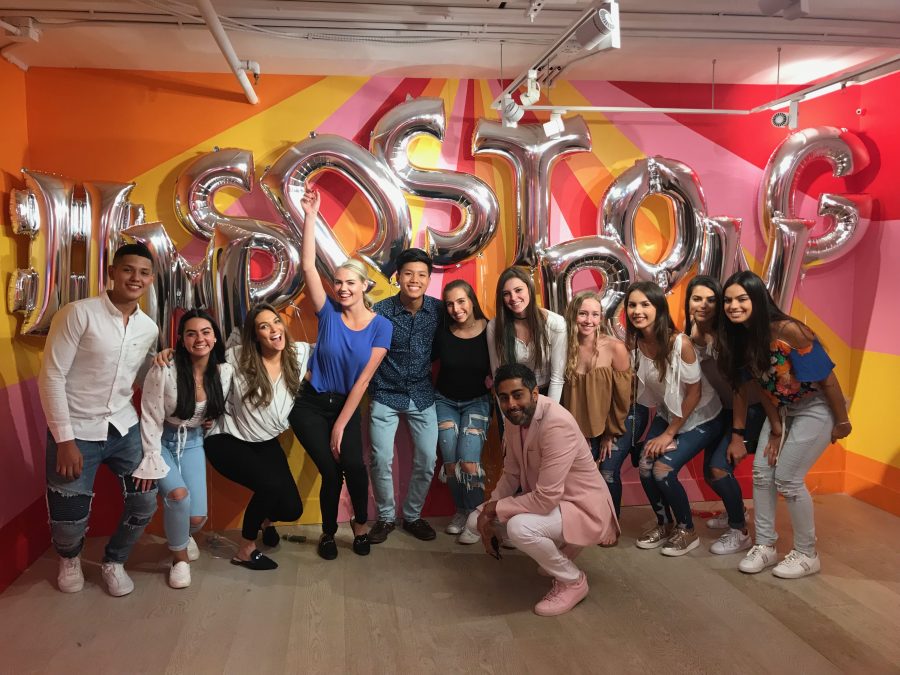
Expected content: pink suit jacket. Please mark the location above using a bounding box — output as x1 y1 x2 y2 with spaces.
492 395 620 547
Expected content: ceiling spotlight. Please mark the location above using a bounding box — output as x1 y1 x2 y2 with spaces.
501 95 525 128
758 0 810 20
543 111 566 138
573 1 620 51
519 69 541 107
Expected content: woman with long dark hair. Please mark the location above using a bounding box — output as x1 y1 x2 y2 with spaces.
719 271 850 578
203 303 312 570
432 279 492 542
487 266 566 402
134 310 232 588
288 186 392 560
625 281 723 556
684 275 765 555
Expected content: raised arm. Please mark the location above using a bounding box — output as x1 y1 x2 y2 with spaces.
300 184 327 312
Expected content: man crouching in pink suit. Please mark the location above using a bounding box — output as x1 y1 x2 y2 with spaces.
465 363 620 616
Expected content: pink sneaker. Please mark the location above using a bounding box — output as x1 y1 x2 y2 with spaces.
533 572 589 617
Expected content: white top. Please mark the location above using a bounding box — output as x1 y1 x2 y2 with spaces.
38 293 159 443
634 333 722 432
487 310 567 403
694 337 734 409
134 362 235 479
209 342 312 442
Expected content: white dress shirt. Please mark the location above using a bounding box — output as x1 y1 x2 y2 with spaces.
38 293 159 443
487 310 567 403
134 362 235 479
209 342 311 443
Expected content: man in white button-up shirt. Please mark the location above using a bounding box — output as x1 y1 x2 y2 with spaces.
38 243 160 597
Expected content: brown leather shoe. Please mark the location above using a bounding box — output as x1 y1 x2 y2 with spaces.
402 518 437 541
368 520 395 544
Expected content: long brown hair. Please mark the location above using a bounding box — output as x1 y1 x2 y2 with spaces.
624 281 677 382
564 291 608 379
493 266 547 370
239 303 302 408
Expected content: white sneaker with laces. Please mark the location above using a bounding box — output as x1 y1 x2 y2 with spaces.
168 561 191 589
58 556 84 593
457 527 481 545
772 549 821 579
706 508 749 530
101 562 135 597
738 544 778 574
186 536 200 562
710 528 752 555
445 513 468 535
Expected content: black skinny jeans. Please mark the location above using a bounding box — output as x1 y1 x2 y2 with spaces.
205 434 303 541
289 382 368 536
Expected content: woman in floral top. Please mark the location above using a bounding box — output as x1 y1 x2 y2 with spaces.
719 271 851 579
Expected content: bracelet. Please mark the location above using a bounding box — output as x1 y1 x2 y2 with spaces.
835 420 851 427
731 428 746 437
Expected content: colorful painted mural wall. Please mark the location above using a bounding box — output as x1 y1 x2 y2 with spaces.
2 63 897 590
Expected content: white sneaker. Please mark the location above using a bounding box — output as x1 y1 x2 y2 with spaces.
445 513 468 535
706 509 749 530
772 549 821 579
710 528 752 555
100 562 135 597
57 556 84 593
168 561 191 589
738 544 778 574
457 527 481 545
186 536 200 562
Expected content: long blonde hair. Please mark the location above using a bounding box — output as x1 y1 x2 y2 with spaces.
564 291 608 379
239 303 302 408
337 258 374 310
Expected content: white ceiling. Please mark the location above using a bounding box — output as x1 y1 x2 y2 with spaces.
0 0 898 84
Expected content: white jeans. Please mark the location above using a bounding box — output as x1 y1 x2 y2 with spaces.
465 505 581 583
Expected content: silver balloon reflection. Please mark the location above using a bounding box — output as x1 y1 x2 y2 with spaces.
600 156 705 292
7 171 142 335
759 126 871 266
261 132 411 280
762 217 814 313
540 235 635 338
473 116 591 268
371 97 499 267
698 216 743 284
174 148 302 309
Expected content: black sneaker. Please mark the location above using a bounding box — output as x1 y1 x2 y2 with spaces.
317 534 338 560
402 518 437 541
368 520 395 544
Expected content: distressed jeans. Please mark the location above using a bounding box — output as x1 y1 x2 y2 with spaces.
45 423 158 563
369 400 439 522
753 394 833 556
598 404 651 516
435 393 490 514
157 426 207 551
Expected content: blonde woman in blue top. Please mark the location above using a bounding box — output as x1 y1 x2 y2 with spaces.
288 185 392 560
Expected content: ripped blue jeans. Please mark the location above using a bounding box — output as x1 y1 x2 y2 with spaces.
45 424 158 564
638 414 723 530
434 393 490 515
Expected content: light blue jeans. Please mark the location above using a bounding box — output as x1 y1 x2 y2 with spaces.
157 426 208 551
435 393 490 514
46 424 157 564
753 394 833 556
369 399 439 522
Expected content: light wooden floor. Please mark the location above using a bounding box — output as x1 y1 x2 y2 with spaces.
1 494 898 675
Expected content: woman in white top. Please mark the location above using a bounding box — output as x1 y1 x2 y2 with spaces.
204 303 311 571
487 266 566 402
625 281 723 557
134 309 233 589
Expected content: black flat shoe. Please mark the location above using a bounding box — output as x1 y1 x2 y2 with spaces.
352 534 371 556
262 525 280 548
230 549 278 570
318 534 338 560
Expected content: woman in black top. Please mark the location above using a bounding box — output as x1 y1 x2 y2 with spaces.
432 280 492 541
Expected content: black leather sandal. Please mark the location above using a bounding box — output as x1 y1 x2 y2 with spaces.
230 549 278 570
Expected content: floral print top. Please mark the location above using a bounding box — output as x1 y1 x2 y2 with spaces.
756 339 835 407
